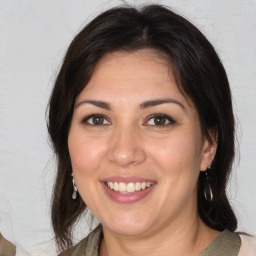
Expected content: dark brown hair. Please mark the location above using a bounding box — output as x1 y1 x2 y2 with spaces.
47 4 237 250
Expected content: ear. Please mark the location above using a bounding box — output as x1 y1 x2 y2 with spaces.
200 129 218 171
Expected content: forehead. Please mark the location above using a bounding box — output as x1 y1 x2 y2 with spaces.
76 49 185 102
92 49 172 82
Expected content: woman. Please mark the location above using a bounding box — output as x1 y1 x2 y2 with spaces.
47 4 255 256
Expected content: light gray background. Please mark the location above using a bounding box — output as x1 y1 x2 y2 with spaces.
0 0 255 255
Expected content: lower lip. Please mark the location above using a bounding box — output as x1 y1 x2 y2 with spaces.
102 182 155 204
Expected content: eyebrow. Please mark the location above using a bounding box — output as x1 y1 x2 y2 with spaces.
75 98 185 111
140 98 185 110
75 100 111 110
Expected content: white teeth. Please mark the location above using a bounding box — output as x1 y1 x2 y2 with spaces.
119 182 126 192
126 183 135 193
114 182 119 191
106 181 153 194
135 182 141 191
108 182 114 189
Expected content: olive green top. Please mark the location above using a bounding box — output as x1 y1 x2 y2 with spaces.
58 225 241 256
0 233 16 256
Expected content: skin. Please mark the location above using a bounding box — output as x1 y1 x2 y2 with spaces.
68 49 219 256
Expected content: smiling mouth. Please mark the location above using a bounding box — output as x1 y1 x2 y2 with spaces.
104 181 154 194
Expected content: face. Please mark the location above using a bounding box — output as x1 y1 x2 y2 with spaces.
68 49 216 237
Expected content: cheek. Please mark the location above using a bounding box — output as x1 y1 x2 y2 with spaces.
68 131 107 204
68 131 105 176
148 131 202 175
147 133 202 211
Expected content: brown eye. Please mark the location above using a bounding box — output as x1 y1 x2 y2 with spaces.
153 116 167 125
92 116 104 125
146 114 175 126
82 114 110 125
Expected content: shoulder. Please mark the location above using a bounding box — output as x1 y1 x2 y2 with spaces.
199 230 241 256
0 233 16 256
238 234 256 256
58 225 102 256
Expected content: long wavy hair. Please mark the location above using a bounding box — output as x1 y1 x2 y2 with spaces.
47 4 237 250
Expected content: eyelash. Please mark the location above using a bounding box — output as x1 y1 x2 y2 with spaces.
81 113 176 127
81 114 110 126
145 113 176 127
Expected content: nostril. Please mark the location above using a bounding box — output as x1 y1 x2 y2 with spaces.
107 131 147 166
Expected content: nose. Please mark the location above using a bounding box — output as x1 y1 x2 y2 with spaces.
107 127 147 167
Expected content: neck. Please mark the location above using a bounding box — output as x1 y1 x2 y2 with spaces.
99 213 219 256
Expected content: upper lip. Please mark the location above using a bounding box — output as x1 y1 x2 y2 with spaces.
101 176 156 184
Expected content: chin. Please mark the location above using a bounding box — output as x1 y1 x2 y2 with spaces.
102 213 153 236
108 223 150 237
